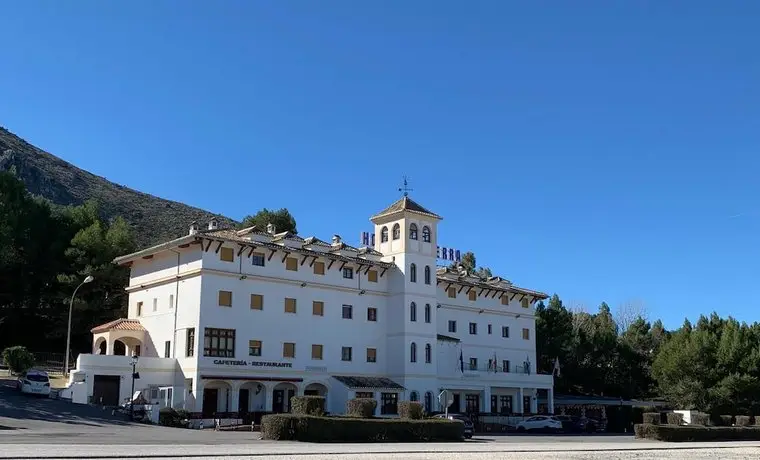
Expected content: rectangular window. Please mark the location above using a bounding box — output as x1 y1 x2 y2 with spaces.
469 322 477 335
153 298 158 312
468 289 477 301
285 257 298 271
502 326 510 338
342 305 353 319
311 344 323 360
500 395 513 414
380 393 398 415
469 357 478 370
367 307 377 322
521 297 530 308
312 301 324 316
341 346 352 361
203 328 235 357
220 247 234 262
218 291 232 307
164 341 171 358
488 324 492 335
169 294 174 310
283 342 295 358
366 348 377 363
448 320 457 333
343 267 354 279
367 270 378 282
252 252 266 267
356 391 373 399
502 360 510 373
501 294 509 306
250 294 263 310
136 301 143 316
522 328 530 340
185 328 195 357
284 298 297 314
313 261 325 275
249 340 262 357
447 287 456 298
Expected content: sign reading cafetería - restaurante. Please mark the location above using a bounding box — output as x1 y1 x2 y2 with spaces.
213 359 293 368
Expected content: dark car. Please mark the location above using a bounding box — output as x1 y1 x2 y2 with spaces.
554 415 599 433
434 413 474 438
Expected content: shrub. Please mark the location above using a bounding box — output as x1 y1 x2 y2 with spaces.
1 346 35 375
398 401 424 420
634 424 760 442
642 412 660 425
719 415 734 426
690 412 709 426
665 412 683 426
291 396 325 416
158 408 190 428
261 414 464 442
346 398 377 418
735 415 751 427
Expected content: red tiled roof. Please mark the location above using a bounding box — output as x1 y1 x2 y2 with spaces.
91 318 146 334
371 196 442 220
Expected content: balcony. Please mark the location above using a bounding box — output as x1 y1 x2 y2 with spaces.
440 362 553 387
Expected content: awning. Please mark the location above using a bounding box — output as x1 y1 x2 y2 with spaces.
332 375 404 391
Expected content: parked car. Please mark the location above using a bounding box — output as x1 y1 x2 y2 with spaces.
17 369 51 396
433 413 474 438
554 415 599 433
516 415 563 432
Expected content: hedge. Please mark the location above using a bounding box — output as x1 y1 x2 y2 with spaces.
690 412 709 426
635 424 760 442
261 414 464 442
158 408 190 428
642 412 660 425
346 398 377 418
398 401 424 420
735 415 752 427
291 396 325 416
665 412 683 426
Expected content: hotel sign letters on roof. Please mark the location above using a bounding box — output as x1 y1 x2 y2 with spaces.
360 232 462 262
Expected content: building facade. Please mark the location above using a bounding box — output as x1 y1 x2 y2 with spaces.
79 197 554 421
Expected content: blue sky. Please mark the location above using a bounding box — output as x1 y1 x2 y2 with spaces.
2 1 759 330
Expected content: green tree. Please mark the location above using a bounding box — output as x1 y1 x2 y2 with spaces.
239 208 297 234
451 251 492 279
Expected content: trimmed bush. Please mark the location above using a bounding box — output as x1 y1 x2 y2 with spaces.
735 415 751 427
690 412 709 426
346 398 377 418
261 414 464 442
159 408 190 428
291 396 325 416
1 346 35 375
666 412 683 426
642 412 660 425
635 423 760 442
398 401 424 420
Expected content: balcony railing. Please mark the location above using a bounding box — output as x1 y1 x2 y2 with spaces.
464 363 544 375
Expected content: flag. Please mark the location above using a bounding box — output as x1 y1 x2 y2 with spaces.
493 352 498 373
459 349 464 373
553 357 561 377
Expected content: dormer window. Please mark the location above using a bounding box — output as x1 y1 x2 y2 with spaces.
409 223 418 240
422 226 431 243
392 223 401 240
381 226 389 243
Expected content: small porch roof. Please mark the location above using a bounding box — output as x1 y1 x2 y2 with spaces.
91 318 146 334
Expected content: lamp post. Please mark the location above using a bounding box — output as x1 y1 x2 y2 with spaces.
130 354 139 420
64 275 94 376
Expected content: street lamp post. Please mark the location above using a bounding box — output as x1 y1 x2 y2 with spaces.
130 354 139 420
64 275 94 376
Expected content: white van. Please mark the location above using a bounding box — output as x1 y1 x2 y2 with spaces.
17 369 51 396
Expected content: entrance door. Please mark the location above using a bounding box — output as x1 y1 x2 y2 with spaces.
239 389 250 415
92 375 120 406
465 393 480 414
273 389 285 413
202 388 218 418
523 396 532 414
287 389 295 413
451 393 461 413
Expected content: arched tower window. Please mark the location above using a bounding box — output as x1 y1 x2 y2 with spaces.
410 342 417 363
409 223 418 240
392 223 401 240
410 302 417 322
380 226 388 242
425 343 432 363
410 391 419 402
422 226 431 242
410 263 417 283
424 266 431 285
424 304 431 323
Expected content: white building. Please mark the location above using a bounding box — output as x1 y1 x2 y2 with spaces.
74 196 554 423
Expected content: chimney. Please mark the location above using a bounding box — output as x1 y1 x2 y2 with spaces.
189 221 199 235
208 218 219 231
266 223 276 234
332 234 342 245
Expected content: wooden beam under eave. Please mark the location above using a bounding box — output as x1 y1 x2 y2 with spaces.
204 240 213 252
327 259 336 270
458 285 466 294
445 283 452 292
247 247 255 258
142 254 154 260
178 244 190 249
498 293 505 302
355 264 363 275
268 250 276 261
237 245 246 257
123 261 133 267
214 241 223 254
300 255 308 266
380 268 388 277
510 293 517 301
482 289 490 298
281 252 291 263
364 265 370 275
436 279 442 285
309 256 318 267
339 262 347 272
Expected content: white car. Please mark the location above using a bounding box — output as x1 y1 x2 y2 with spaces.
516 415 563 432
17 369 51 396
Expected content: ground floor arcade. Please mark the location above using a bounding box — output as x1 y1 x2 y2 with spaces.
439 382 555 415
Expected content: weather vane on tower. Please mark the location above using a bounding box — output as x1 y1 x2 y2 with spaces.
398 175 413 197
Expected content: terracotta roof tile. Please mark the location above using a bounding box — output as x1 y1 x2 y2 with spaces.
371 196 442 220
91 318 146 334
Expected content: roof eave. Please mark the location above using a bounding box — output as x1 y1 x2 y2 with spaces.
113 235 197 265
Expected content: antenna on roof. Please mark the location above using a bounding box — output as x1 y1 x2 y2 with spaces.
398 175 413 197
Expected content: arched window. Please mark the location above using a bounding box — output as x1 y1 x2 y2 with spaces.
422 226 431 242
410 263 417 283
424 304 431 323
392 223 401 240
410 391 419 402
425 343 432 363
424 392 433 413
410 302 417 322
409 223 418 240
410 342 417 362
380 226 388 242
424 265 431 285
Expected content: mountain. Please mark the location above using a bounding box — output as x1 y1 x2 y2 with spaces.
0 126 237 248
